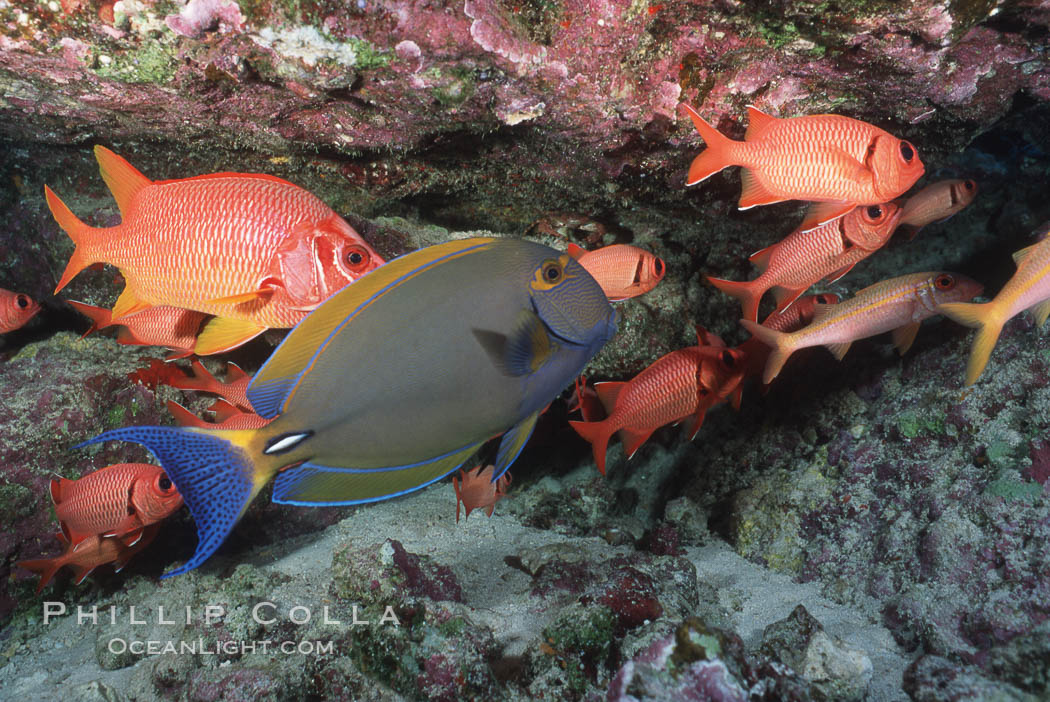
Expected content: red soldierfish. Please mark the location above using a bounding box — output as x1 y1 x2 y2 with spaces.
17 527 159 594
68 301 206 359
938 225 1050 386
567 243 666 301
741 271 983 384
569 342 746 475
51 463 183 545
682 104 924 231
165 359 253 411
46 146 385 355
897 179 978 239
452 464 512 522
167 399 272 430
736 293 841 386
1 288 40 333
708 203 902 321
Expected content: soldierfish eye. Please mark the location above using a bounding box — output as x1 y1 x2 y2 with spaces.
934 274 955 290
720 350 736 368
964 179 976 191
342 245 371 273
653 258 665 277
899 141 915 162
866 205 883 220
15 295 28 309
156 475 174 493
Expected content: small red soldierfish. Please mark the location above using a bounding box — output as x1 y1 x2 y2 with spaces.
1 288 41 333
165 359 252 411
708 203 902 321
452 464 512 522
939 224 1050 386
681 103 924 231
741 271 983 384
46 146 385 355
735 293 841 387
567 243 666 301
68 301 206 359
167 399 272 430
897 179 978 239
569 341 746 475
17 527 159 594
51 463 183 546
569 375 606 422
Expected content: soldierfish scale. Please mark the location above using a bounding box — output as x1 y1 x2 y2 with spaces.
76 426 260 578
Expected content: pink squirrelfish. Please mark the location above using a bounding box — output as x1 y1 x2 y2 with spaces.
898 179 978 239
46 146 385 355
17 527 159 594
1 288 41 333
939 226 1050 385
682 104 924 231
68 300 206 359
569 343 746 475
567 243 666 301
708 203 902 321
452 464 512 522
741 271 983 384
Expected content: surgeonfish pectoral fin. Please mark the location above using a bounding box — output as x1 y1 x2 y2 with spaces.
194 317 268 356
110 286 153 321
892 322 921 355
798 201 853 233
492 411 540 480
270 442 483 506
473 309 552 377
75 425 263 578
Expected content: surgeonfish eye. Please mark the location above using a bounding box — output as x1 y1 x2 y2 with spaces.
899 141 915 162
866 205 883 220
934 274 955 290
543 262 562 282
15 295 28 309
342 245 371 274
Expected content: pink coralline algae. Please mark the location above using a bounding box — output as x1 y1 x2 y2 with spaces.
165 0 246 39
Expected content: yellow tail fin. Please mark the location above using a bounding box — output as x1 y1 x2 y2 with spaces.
740 319 793 384
938 302 1001 386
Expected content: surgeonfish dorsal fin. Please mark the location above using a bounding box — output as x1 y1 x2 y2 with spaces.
94 146 152 221
248 237 497 419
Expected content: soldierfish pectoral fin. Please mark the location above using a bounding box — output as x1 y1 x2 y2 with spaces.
205 282 278 307
194 317 268 356
270 442 483 506
473 310 553 377
798 201 853 233
75 426 263 578
248 237 497 420
492 410 540 480
738 169 785 209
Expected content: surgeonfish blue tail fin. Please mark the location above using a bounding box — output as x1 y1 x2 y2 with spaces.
75 425 262 578
937 301 1001 386
739 319 793 385
681 104 737 187
46 186 104 295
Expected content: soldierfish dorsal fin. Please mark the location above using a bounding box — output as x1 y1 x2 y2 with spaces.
94 146 152 221
744 105 778 141
248 237 497 419
567 243 586 259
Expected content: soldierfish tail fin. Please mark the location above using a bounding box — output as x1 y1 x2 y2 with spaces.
681 104 738 186
168 360 221 394
568 419 615 476
739 319 793 385
67 301 113 337
16 557 62 594
937 301 1002 386
708 275 764 322
46 186 104 294
74 425 266 578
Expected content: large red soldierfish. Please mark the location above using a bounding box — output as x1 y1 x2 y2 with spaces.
17 527 159 594
569 342 745 476
46 146 385 355
897 179 978 240
1 288 40 333
938 224 1050 386
681 104 924 231
708 203 902 321
68 300 206 359
51 463 183 546
567 243 665 301
741 271 983 384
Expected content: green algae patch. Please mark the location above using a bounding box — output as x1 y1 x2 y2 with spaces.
897 410 946 439
984 477 1044 503
538 605 617 696
94 43 179 84
425 67 477 109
